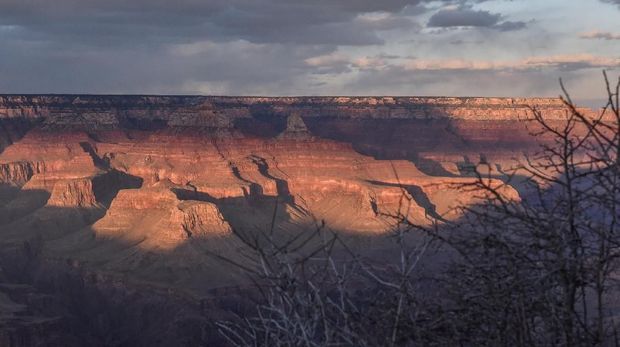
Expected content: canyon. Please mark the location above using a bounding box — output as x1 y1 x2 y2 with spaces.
0 95 594 344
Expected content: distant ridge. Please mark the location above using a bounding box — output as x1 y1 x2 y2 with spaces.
0 95 589 124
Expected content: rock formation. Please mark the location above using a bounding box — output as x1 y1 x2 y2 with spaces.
0 94 596 344
278 113 312 140
0 95 586 295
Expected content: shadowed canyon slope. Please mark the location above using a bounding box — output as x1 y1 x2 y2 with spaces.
0 95 595 342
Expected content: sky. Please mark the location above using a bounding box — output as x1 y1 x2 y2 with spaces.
0 0 619 100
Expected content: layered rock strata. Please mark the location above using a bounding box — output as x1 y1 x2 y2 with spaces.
0 95 587 292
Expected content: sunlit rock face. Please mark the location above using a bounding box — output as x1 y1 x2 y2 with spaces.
0 95 586 292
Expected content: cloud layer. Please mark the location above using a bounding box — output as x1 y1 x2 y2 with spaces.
580 31 620 40
0 0 617 99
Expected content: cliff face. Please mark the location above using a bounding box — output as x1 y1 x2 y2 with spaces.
0 95 579 296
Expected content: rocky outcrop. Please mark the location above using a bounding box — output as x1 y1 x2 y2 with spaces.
47 178 99 208
175 201 232 237
278 113 312 140
0 162 41 186
92 186 231 250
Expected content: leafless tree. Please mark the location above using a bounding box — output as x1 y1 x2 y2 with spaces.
416 71 620 346
217 72 620 346
214 197 435 346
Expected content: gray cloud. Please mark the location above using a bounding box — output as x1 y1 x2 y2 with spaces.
427 6 527 31
428 7 501 27
0 0 429 94
0 38 338 95
0 0 614 99
0 0 424 47
494 20 528 32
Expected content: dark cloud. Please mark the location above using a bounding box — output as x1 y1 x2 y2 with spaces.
0 0 427 94
428 7 501 27
494 20 527 32
427 6 527 31
0 0 423 47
